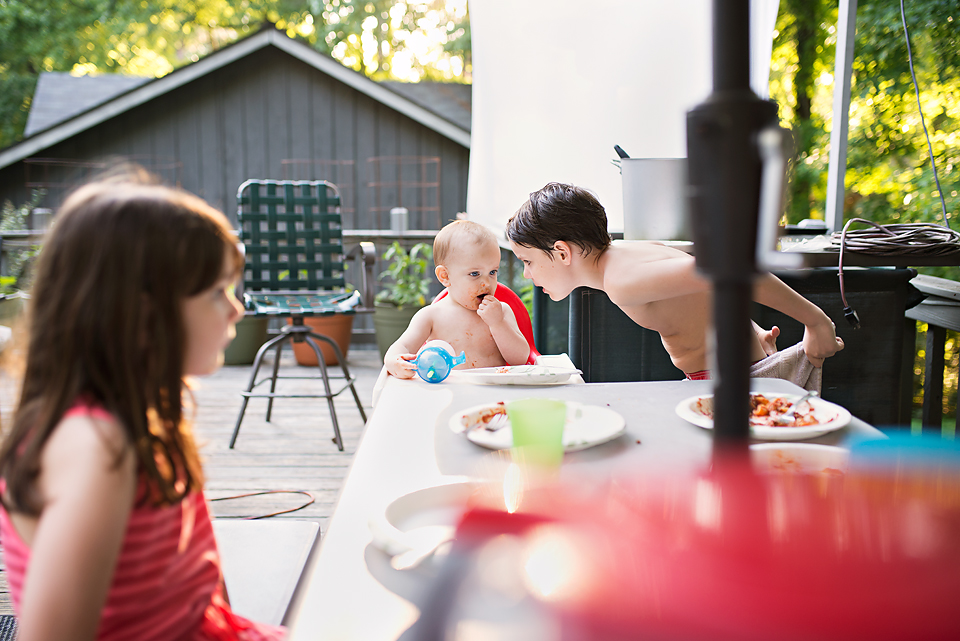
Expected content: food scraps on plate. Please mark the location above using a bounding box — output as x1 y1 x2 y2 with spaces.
459 401 506 431
696 393 818 427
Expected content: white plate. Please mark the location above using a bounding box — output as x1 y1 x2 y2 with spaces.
750 443 849 475
450 400 626 452
675 392 852 441
368 478 484 557
455 365 576 385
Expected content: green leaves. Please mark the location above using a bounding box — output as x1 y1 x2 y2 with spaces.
0 1 471 148
0 0 218 146
375 240 432 310
771 0 959 228
308 0 470 80
0 189 44 294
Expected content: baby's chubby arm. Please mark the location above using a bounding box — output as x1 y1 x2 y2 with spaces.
383 306 434 378
477 295 530 365
753 274 844 367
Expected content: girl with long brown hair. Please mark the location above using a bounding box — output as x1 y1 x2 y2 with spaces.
0 172 285 640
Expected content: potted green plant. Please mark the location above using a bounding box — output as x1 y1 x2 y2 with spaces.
373 241 433 359
0 278 28 329
222 312 270 366
0 192 43 328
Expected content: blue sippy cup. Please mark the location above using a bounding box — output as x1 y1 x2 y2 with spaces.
411 340 466 383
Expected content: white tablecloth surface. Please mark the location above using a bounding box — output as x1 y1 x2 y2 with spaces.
287 373 882 640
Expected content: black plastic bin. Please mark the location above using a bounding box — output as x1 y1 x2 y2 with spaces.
752 267 921 427
531 286 569 357
567 287 684 383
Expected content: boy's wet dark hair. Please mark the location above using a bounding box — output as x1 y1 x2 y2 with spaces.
506 182 612 258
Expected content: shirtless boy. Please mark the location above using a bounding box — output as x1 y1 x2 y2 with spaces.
506 182 844 378
384 220 530 378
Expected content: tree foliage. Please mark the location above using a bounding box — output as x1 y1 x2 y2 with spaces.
771 0 959 230
773 0 832 223
846 0 960 231
309 0 469 81
773 0 960 421
0 0 470 149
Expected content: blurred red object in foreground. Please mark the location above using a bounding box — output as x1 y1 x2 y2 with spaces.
437 457 960 640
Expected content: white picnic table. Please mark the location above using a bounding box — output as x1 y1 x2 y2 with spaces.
285 360 884 639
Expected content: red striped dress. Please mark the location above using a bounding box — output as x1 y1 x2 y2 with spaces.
0 405 285 640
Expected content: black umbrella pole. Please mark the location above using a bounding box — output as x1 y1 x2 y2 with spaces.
686 0 780 447
713 0 750 92
712 281 753 444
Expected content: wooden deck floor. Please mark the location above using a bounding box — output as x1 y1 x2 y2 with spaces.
0 346 383 616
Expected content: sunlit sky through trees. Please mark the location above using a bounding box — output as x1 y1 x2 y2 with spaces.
63 1 470 83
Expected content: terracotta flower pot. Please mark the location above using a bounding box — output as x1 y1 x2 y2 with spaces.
290 314 354 366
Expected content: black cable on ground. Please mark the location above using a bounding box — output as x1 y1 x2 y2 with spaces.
209 489 316 520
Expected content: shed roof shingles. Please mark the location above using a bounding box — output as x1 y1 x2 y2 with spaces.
24 72 151 137
380 81 472 132
26 74 472 140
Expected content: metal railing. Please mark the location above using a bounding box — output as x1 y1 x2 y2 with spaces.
905 275 960 434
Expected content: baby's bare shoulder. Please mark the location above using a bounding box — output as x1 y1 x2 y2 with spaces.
412 303 440 320
420 298 458 320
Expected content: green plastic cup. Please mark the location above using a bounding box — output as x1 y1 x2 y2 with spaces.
508 398 567 469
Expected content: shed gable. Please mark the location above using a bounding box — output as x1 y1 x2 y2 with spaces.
0 36 470 229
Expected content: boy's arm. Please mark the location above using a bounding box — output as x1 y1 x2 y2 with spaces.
477 296 531 365
383 307 433 378
753 274 844 367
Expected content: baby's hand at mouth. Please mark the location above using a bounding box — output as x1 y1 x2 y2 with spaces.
476 294 504 325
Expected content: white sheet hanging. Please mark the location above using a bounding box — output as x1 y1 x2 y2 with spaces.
466 0 713 235
466 0 781 236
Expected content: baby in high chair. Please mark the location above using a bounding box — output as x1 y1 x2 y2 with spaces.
383 220 529 379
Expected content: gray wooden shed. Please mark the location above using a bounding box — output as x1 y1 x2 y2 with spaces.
0 27 471 230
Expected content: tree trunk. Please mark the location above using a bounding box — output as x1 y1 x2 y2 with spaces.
783 0 824 223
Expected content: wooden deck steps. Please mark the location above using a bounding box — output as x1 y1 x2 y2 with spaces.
0 346 384 617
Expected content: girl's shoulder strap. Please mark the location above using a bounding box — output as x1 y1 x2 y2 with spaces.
63 397 115 422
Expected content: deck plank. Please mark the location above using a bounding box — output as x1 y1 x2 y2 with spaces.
0 347 383 617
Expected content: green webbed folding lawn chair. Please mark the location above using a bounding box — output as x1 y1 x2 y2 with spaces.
230 180 375 451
